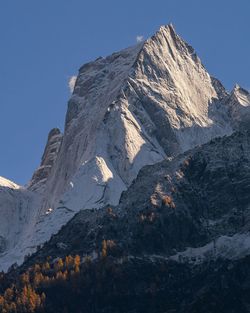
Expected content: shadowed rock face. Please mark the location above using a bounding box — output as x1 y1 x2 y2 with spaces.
225 85 250 130
0 236 6 253
0 183 38 267
28 128 62 192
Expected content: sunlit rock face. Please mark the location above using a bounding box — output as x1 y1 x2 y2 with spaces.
40 24 234 214
1 24 250 271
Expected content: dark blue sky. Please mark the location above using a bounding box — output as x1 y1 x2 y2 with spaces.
0 0 249 185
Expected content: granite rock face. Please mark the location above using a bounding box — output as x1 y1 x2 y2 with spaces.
42 24 234 215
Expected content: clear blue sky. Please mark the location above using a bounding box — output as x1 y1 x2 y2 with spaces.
0 0 249 185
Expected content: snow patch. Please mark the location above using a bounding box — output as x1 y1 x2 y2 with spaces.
0 176 20 189
170 233 250 264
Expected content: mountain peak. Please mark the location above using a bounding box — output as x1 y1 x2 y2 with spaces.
151 23 179 43
0 25 246 271
234 83 241 90
34 24 234 218
231 84 250 107
145 23 201 68
158 23 176 33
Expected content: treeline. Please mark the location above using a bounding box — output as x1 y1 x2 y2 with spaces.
0 254 83 313
0 248 190 313
0 250 246 313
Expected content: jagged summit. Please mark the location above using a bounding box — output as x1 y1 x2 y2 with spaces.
234 83 241 90
0 24 250 271
231 84 250 106
225 83 250 130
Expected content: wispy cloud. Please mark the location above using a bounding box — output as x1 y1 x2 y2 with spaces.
136 35 144 43
68 76 77 93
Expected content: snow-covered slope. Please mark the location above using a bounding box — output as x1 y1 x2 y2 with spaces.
0 177 20 189
1 24 250 271
0 178 42 271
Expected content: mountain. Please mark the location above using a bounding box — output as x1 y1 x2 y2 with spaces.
0 24 250 273
22 130 250 264
2 130 250 313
